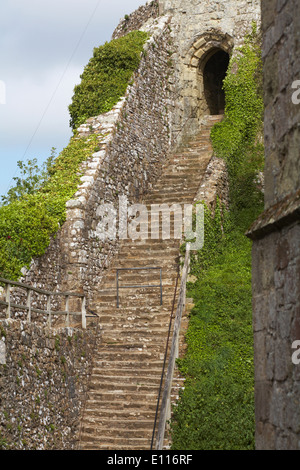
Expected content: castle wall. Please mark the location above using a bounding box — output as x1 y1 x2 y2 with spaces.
0 319 96 449
9 0 261 310
14 14 176 313
247 0 300 449
158 0 261 139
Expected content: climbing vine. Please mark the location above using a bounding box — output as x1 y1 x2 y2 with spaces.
170 23 264 450
0 135 98 281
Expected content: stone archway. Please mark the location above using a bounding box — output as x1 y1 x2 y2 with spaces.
203 49 230 115
187 31 233 119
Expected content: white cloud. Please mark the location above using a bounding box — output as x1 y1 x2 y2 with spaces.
0 0 146 196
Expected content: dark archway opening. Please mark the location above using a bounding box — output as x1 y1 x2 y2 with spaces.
203 50 230 115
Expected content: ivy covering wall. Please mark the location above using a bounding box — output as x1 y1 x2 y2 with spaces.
0 31 149 282
170 25 264 450
68 30 149 129
0 136 98 281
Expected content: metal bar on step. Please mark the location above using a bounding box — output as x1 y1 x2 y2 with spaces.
116 267 163 308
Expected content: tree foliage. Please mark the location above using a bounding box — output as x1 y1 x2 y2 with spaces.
0 136 98 280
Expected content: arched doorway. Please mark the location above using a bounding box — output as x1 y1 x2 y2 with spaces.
179 32 233 137
203 49 230 115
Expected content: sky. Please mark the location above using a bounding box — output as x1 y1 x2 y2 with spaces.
0 0 145 197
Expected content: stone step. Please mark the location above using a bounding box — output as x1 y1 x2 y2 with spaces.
84 390 159 404
112 258 179 267
91 356 165 369
118 246 179 255
100 269 178 281
82 406 157 419
95 305 175 315
80 428 153 443
89 371 163 382
78 116 218 451
98 320 172 332
93 349 164 360
88 378 161 392
78 436 151 450
119 238 179 247
81 417 155 432
100 274 178 287
151 178 202 186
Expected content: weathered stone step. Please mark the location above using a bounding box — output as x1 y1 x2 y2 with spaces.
95 297 175 309
118 246 179 256
101 324 168 334
145 181 200 190
85 389 158 404
90 377 159 396
94 348 163 360
82 406 157 419
89 370 162 382
97 347 166 360
119 238 179 246
119 242 179 251
78 436 151 450
81 417 155 431
99 276 177 289
80 427 153 442
99 339 169 351
98 323 171 334
101 270 178 282
98 323 172 335
78 115 219 451
100 315 170 328
83 399 158 415
112 258 179 267
96 305 174 316
143 192 195 201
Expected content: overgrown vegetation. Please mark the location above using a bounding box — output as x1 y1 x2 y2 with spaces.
68 30 149 129
0 31 149 281
0 135 98 281
1 150 56 206
170 24 264 450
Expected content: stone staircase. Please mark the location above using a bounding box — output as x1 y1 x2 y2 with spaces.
78 115 223 450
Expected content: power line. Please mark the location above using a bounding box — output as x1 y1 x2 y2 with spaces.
4 0 103 195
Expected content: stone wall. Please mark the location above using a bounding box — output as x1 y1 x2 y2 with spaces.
194 156 229 212
247 0 300 450
59 15 176 302
112 0 159 39
158 0 261 140
0 319 98 450
9 0 261 309
262 0 300 209
15 14 176 310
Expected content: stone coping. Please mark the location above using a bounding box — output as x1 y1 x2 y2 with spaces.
246 188 300 240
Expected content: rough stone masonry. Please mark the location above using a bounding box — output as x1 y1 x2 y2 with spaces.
0 0 263 450
15 0 261 310
247 0 300 450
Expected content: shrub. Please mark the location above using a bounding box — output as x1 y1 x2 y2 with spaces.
68 30 149 129
0 135 98 280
